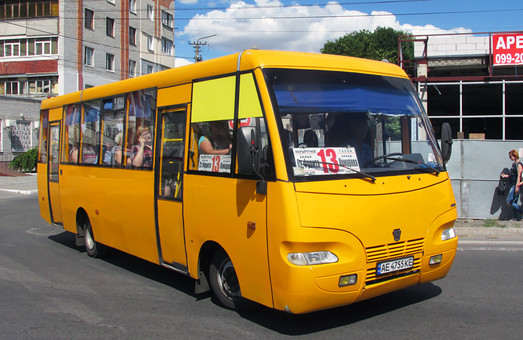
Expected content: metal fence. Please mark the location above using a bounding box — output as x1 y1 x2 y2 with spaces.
446 139 523 219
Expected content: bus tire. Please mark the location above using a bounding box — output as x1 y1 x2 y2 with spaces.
84 218 106 258
209 250 243 310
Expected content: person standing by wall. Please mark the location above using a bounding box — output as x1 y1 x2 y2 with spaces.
502 149 523 220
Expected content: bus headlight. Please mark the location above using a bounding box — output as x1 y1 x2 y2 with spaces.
441 227 456 241
287 251 338 266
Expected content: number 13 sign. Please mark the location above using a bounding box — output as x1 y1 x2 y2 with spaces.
293 147 360 176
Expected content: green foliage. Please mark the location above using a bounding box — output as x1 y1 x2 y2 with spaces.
483 219 500 228
384 117 401 140
321 27 414 65
9 147 38 173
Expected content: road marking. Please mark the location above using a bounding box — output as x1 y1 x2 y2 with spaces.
458 240 523 251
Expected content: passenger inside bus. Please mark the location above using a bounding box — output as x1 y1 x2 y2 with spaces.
129 126 153 168
198 121 232 155
346 114 372 167
69 140 98 164
326 113 372 167
104 132 123 167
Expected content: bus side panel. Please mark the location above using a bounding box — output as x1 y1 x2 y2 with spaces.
265 181 367 313
59 166 159 264
184 174 273 308
37 162 51 224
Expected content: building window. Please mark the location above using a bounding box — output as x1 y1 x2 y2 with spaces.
85 47 94 66
3 81 20 95
106 53 115 71
129 0 136 14
11 121 31 151
145 33 154 51
0 1 58 19
129 27 136 46
161 38 173 56
146 65 153 74
85 9 94 30
35 39 51 55
106 17 114 37
161 10 174 28
147 5 154 21
29 79 53 95
129 60 136 77
3 40 21 57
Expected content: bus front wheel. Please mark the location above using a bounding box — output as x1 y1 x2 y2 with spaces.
83 218 106 258
209 250 243 310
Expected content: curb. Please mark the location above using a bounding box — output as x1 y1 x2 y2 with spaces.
0 189 37 195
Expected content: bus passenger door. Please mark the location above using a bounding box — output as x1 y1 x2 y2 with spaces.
48 122 63 224
154 107 187 270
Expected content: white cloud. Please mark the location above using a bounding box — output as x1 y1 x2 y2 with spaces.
179 0 472 55
175 58 193 67
178 0 198 4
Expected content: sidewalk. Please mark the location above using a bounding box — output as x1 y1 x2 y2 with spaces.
0 173 37 195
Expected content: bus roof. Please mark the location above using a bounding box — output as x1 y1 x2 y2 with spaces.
41 50 409 110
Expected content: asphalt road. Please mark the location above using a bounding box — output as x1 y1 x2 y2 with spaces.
1 192 522 339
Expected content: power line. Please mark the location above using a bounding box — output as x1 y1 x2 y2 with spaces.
174 8 523 21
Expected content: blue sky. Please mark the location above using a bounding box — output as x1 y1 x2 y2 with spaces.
174 0 523 65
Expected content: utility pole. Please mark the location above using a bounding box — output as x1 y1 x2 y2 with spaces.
189 34 216 62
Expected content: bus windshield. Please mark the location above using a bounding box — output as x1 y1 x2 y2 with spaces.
264 68 444 180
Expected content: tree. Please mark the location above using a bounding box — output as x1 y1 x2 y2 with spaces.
321 27 413 65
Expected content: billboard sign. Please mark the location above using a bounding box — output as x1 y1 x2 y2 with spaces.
493 33 523 66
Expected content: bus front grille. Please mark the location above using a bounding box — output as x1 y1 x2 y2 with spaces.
364 238 424 285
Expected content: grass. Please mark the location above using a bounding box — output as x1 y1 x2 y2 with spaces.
483 219 501 228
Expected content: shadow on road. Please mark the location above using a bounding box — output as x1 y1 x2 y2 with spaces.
48 230 198 298
49 230 442 335
238 283 442 335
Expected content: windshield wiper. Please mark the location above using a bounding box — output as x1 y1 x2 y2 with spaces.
381 156 440 175
300 160 376 182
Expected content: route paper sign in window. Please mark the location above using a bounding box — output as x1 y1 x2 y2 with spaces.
293 147 360 176
493 33 523 66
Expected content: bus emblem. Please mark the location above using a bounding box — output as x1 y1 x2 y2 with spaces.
393 229 401 242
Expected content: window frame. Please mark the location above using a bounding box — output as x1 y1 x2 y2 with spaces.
161 37 173 56
129 26 136 46
129 59 136 77
129 0 136 14
84 46 94 67
106 17 115 37
161 10 174 28
85 8 94 30
106 53 115 72
147 4 154 21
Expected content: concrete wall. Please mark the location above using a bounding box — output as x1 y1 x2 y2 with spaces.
415 35 490 58
0 96 41 161
446 139 523 219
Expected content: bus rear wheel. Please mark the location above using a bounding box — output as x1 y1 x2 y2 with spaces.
83 218 106 258
209 250 243 310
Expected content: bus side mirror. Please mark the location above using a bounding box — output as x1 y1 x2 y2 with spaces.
440 122 452 164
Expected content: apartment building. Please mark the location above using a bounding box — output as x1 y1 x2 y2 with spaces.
0 0 175 162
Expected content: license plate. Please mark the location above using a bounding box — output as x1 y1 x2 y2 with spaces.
377 256 414 275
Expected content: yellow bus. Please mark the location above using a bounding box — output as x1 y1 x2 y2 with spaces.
37 50 458 314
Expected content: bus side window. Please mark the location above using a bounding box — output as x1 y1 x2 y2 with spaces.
236 73 274 179
82 100 101 165
190 76 235 174
126 89 156 169
101 97 125 167
38 109 49 163
63 104 81 164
